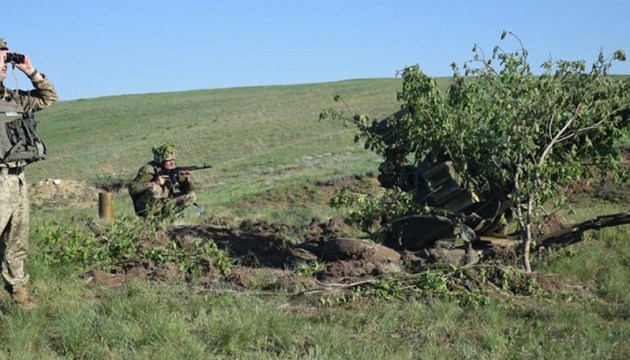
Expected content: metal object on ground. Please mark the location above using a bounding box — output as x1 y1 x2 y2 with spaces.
370 109 513 250
98 192 115 220
368 108 628 251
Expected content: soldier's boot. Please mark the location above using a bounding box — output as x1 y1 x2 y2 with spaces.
11 286 37 310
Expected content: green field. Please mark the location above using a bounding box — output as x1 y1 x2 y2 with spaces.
1 78 628 359
29 79 407 220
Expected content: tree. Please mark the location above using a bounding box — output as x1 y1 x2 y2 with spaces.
323 31 630 272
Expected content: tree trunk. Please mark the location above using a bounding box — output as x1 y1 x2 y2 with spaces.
523 223 532 273
522 199 534 273
515 198 533 273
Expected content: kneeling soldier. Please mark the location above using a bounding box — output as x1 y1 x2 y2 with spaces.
129 143 197 219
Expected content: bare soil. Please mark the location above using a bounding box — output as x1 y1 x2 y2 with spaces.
29 178 97 208
31 173 617 301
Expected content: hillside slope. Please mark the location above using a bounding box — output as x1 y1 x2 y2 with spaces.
30 79 404 184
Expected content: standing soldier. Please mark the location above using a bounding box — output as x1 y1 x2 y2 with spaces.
0 38 58 309
128 143 197 219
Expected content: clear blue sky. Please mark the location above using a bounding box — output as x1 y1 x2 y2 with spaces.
3 0 629 100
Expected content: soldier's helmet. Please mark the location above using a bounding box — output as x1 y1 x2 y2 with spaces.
152 143 176 163
0 38 8 50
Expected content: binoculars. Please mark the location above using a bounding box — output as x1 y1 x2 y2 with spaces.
4 53 25 64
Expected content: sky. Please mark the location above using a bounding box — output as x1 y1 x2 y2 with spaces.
3 0 629 101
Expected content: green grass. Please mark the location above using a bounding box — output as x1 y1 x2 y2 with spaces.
1 78 628 359
30 79 402 183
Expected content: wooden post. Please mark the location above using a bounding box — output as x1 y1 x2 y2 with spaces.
98 192 115 220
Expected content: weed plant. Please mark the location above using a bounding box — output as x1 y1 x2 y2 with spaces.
0 80 627 359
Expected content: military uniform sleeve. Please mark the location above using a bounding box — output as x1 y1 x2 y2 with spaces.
129 164 157 196
16 73 58 112
177 176 195 194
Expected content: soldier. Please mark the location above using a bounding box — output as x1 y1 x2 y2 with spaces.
0 38 58 309
128 143 197 219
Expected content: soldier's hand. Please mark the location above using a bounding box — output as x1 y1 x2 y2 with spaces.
152 175 169 186
12 53 37 77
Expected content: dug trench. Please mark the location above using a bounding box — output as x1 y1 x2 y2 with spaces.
30 172 628 300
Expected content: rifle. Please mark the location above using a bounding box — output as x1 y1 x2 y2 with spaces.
159 163 213 187
174 163 213 173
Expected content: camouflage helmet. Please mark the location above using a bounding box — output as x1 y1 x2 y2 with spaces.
0 38 7 50
152 143 176 163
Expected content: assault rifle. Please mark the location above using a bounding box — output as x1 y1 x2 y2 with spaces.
159 163 213 187
174 163 213 173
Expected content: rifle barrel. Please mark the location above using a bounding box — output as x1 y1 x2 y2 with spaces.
179 163 213 171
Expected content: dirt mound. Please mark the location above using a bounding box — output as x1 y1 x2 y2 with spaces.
82 215 404 291
563 150 630 205
29 178 97 208
167 217 387 270
531 213 569 239
79 211 604 303
76 171 618 301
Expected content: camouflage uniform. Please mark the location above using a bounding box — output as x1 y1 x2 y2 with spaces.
128 148 196 218
0 38 58 294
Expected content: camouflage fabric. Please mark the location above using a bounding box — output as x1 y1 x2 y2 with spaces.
1 74 58 111
128 161 196 218
0 57 57 293
0 171 30 291
152 143 176 163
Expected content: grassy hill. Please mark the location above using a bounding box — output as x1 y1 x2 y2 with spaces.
30 78 408 219
1 78 628 359
32 78 405 181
